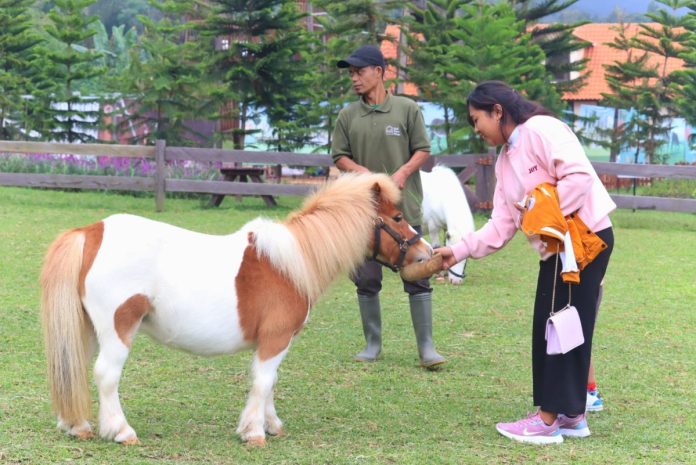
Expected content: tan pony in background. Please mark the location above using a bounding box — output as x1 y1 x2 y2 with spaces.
40 173 433 447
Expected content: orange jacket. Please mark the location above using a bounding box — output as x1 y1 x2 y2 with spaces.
520 183 608 284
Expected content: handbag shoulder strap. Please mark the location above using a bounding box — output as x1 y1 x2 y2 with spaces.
550 243 572 316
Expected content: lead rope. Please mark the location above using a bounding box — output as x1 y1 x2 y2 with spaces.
550 242 572 317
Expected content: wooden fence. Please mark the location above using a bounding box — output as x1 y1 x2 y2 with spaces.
1 140 696 213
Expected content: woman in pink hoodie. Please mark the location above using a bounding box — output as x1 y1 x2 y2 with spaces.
437 81 615 445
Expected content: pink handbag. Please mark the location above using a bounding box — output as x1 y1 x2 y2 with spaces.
545 304 584 355
545 246 585 355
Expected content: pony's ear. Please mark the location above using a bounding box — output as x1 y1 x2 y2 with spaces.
371 181 382 201
247 231 255 245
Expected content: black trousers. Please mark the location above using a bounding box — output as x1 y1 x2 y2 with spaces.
532 227 614 415
352 225 432 297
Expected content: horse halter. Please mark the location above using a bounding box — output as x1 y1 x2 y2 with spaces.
446 261 467 280
371 216 422 272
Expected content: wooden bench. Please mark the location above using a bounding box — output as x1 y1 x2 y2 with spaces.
208 167 277 207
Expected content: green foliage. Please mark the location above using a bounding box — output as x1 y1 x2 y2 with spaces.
201 0 314 150
312 0 407 45
635 1 692 164
118 1 210 146
41 0 106 143
0 0 44 140
256 13 318 151
90 20 140 93
673 2 696 127
87 0 160 34
405 0 465 154
514 0 591 95
599 1 692 164
599 22 653 161
441 1 560 152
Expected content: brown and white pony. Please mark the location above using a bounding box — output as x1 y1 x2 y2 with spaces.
40 173 432 447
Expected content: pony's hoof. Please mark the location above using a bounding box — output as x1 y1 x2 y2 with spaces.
268 427 286 437
115 425 138 445
119 437 140 446
74 430 95 440
245 436 266 447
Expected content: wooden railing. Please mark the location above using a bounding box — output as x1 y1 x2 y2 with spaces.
1 140 696 213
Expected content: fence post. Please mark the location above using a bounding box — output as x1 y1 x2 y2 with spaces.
474 147 496 211
155 139 166 212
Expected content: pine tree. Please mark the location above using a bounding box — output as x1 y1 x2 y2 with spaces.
673 3 696 129
600 1 690 164
118 0 209 146
405 0 466 154
200 0 313 150
598 22 655 162
441 1 560 152
42 0 106 142
0 0 43 140
254 10 316 152
513 0 591 95
633 0 691 163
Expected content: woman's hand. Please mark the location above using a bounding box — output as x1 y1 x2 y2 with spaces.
433 246 459 270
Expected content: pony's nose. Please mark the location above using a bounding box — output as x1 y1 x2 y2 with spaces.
415 239 434 262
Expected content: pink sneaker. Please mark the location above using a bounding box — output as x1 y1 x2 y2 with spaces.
496 412 563 444
557 413 591 437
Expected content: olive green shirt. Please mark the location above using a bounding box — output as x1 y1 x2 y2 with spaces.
331 92 431 224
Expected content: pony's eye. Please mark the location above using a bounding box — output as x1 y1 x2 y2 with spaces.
393 214 403 223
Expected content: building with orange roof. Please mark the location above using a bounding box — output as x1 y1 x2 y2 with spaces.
564 23 685 112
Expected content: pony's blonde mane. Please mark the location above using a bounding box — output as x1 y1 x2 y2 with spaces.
249 173 400 303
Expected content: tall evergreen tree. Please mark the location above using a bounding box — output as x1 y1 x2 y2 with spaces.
513 0 590 95
673 2 696 129
255 11 317 152
405 0 467 154
600 1 690 164
200 0 312 150
42 0 106 142
598 22 656 162
441 1 560 152
0 0 43 140
632 0 691 163
118 0 209 146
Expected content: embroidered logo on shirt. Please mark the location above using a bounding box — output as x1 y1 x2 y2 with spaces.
385 125 401 136
528 165 538 174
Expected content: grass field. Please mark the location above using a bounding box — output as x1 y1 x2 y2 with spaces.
1 186 695 465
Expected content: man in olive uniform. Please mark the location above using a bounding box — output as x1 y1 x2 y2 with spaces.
331 45 445 369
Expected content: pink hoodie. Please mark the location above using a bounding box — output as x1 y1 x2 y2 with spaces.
450 115 616 262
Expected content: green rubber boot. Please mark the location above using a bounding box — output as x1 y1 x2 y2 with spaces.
409 293 446 369
355 294 382 362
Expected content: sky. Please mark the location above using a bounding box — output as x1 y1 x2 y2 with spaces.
568 0 686 16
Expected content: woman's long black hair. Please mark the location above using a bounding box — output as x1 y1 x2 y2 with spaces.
466 81 554 127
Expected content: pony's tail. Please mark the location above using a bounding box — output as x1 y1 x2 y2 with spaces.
40 229 92 426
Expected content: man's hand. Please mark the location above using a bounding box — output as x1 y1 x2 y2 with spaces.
392 170 408 189
335 156 371 174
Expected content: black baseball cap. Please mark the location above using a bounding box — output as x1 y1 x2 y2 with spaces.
337 45 385 69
